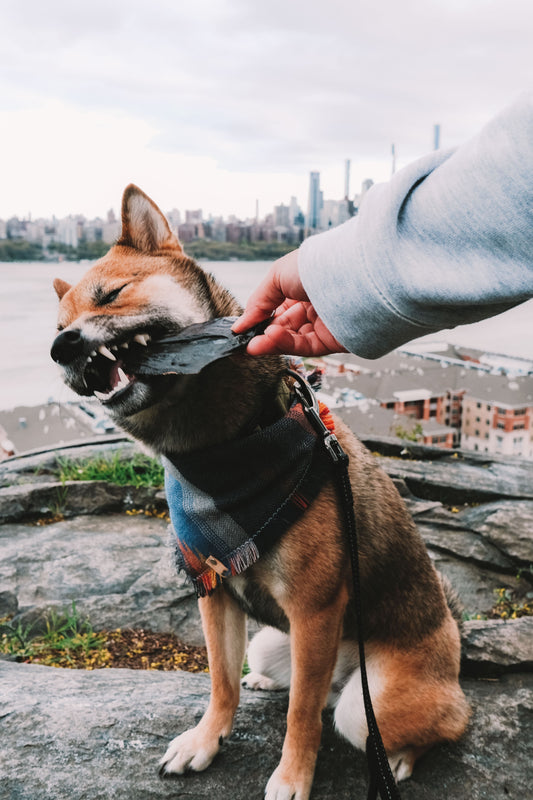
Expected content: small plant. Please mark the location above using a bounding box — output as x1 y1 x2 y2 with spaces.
462 611 488 622
0 603 109 669
490 587 533 620
393 423 424 442
0 616 38 660
125 507 170 522
55 452 165 489
1 609 209 672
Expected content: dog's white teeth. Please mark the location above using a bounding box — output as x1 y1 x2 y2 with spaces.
87 356 92 364
117 368 129 387
133 334 149 346
98 345 117 361
120 342 129 349
90 350 97 358
94 390 109 400
111 345 119 352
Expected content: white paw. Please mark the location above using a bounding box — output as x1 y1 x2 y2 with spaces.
242 671 284 691
159 726 221 775
264 766 311 800
388 749 414 782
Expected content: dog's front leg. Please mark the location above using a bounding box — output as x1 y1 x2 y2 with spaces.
160 586 246 776
265 597 346 800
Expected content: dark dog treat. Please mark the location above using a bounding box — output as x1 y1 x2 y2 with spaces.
125 316 270 376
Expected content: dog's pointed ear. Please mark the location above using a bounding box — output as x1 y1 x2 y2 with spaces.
118 184 183 254
53 278 72 300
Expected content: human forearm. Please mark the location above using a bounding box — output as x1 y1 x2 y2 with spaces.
299 93 533 358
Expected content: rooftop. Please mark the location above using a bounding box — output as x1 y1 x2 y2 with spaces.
0 401 119 457
461 372 533 407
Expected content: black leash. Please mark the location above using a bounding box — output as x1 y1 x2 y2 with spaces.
288 370 402 800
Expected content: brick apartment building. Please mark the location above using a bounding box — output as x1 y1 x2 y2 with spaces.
318 352 533 457
460 373 533 459
318 365 459 448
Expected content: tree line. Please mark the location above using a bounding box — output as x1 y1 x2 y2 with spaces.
0 238 295 262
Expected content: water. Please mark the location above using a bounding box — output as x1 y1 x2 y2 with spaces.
0 260 271 410
1 260 532 411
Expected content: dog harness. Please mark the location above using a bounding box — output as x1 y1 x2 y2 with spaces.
163 395 335 597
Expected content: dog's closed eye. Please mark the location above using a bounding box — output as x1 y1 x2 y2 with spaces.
94 284 129 307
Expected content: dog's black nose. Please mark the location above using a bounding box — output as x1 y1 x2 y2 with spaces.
51 329 85 365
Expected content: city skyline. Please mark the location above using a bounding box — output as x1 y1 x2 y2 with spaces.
1 1 531 220
0 167 370 236
0 148 374 229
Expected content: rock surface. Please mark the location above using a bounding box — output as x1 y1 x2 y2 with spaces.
1 662 532 800
1 440 532 799
461 617 533 676
0 513 202 645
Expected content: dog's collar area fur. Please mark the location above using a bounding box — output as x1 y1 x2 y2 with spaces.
163 395 335 596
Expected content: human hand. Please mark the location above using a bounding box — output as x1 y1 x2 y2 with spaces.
232 250 346 357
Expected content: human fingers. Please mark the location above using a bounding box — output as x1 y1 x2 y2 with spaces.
245 324 315 356
245 307 347 357
232 250 306 333
269 302 347 354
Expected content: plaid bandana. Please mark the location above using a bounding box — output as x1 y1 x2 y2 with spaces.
163 398 335 597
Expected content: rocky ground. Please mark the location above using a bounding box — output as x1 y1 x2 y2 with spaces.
1 439 532 799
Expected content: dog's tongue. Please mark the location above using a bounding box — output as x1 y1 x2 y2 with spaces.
124 317 269 376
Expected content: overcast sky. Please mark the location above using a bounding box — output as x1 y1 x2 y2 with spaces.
1 0 531 220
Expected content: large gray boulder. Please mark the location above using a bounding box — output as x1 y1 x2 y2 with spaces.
462 617 533 675
0 513 203 646
1 662 531 800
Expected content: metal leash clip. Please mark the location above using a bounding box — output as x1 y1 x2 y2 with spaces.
286 369 349 466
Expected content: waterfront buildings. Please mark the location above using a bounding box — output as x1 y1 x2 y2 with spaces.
318 347 533 458
0 165 367 253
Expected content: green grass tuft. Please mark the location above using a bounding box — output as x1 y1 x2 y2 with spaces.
0 602 109 668
56 452 165 489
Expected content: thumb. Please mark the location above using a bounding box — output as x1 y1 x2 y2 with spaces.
233 250 304 333
232 268 285 333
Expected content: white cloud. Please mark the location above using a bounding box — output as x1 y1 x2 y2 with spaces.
0 0 531 218
0 101 315 219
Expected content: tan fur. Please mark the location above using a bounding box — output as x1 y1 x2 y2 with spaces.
373 615 471 752
52 185 470 799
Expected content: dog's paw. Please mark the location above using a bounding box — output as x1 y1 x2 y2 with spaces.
159 726 222 776
388 748 415 782
264 766 312 800
242 671 284 691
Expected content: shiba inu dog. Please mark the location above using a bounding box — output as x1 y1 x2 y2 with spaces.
51 185 470 800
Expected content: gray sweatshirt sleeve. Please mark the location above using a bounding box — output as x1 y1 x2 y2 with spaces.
298 93 533 359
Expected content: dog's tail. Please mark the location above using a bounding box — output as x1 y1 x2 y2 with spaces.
438 571 465 629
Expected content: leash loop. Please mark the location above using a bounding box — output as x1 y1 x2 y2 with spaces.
287 370 402 800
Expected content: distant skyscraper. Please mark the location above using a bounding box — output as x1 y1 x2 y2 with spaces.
185 209 203 224
274 203 290 227
434 124 441 150
167 208 182 232
307 171 322 231
289 196 299 225
344 159 351 199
